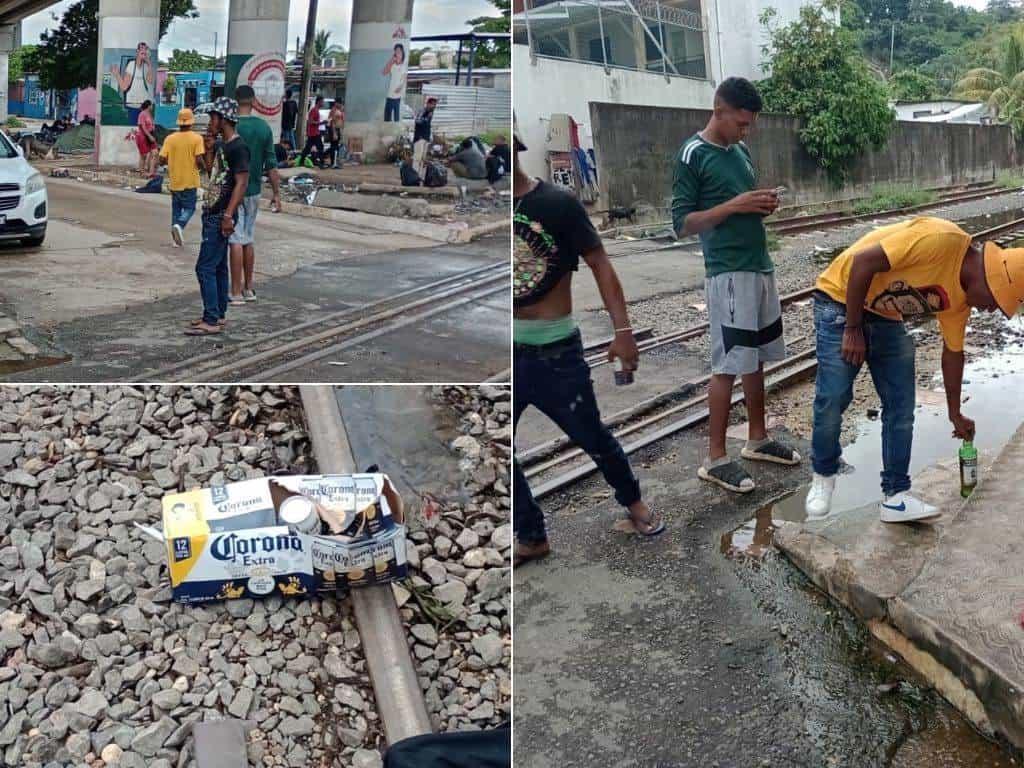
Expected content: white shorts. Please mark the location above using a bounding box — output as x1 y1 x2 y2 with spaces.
229 194 260 246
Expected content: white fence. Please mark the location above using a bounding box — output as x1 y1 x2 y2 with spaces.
418 84 511 137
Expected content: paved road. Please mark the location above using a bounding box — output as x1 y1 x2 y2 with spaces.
514 425 1020 767
0 178 509 382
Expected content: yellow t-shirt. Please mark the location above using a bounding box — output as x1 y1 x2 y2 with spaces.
159 130 205 192
816 217 973 352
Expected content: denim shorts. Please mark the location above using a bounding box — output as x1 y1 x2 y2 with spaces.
228 194 260 246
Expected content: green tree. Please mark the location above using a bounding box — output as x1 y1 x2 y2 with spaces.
889 68 940 100
29 0 197 91
466 0 509 68
1004 32 1024 79
953 67 1006 100
758 0 894 184
167 48 214 72
312 29 346 65
8 44 37 81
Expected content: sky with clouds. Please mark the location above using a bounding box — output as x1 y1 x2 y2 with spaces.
22 0 498 59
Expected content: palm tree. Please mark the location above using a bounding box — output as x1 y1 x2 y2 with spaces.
312 29 346 65
952 68 1006 101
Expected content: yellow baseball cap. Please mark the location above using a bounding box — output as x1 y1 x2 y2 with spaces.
177 108 195 126
983 241 1024 317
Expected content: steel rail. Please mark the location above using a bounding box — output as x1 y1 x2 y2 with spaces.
145 261 506 379
299 385 433 745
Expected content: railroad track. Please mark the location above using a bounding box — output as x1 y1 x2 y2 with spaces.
606 181 1021 259
520 215 1024 498
145 262 508 382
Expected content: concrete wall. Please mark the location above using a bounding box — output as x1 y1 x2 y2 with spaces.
514 44 716 179
588 102 1018 211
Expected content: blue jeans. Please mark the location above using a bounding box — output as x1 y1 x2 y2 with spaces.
513 331 641 545
280 128 297 149
384 97 401 122
196 212 229 325
811 294 916 496
171 189 197 230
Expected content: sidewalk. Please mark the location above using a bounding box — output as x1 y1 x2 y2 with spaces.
775 426 1024 750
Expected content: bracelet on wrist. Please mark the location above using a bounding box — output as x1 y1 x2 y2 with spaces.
614 327 632 334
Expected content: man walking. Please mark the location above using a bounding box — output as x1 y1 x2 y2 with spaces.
186 97 249 337
671 77 800 493
413 96 437 176
299 95 325 169
159 107 205 247
281 88 298 149
229 85 282 304
514 131 664 567
806 217 1024 522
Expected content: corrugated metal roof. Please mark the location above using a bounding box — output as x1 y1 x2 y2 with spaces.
421 84 511 135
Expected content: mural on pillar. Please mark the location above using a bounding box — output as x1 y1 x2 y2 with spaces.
226 52 286 118
347 23 412 124
101 42 158 126
381 31 409 122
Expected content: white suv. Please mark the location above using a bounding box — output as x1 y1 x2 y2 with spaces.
0 130 46 247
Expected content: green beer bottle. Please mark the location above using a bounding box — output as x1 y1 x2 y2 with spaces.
959 439 978 498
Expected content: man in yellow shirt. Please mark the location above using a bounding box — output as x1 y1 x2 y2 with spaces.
806 217 1024 523
159 108 206 247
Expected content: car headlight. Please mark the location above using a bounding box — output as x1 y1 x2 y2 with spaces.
25 173 45 196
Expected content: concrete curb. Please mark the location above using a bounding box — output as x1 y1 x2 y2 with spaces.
774 441 1024 750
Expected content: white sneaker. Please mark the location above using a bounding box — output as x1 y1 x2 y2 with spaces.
879 492 939 524
804 473 836 521
171 224 183 247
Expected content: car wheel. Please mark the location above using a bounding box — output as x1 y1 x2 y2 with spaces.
22 233 45 247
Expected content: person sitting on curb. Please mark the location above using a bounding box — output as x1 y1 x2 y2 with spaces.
806 216 1024 523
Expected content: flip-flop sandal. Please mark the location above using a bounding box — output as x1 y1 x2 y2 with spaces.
625 511 666 537
698 460 755 493
189 318 226 327
184 325 222 336
741 440 801 466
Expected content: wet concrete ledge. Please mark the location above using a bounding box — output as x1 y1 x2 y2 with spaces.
775 424 1024 750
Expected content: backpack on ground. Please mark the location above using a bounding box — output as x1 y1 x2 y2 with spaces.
423 162 447 188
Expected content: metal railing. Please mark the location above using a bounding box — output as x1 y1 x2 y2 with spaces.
514 0 708 80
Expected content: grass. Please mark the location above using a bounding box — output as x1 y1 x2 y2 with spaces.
995 170 1024 189
766 232 781 253
5 116 24 129
851 184 936 215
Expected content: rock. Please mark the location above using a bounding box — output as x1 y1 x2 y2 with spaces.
433 581 469 607
0 710 25 746
462 549 487 568
101 744 123 764
131 717 177 756
472 633 504 666
324 653 356 680
73 689 109 720
279 715 315 737
352 749 384 768
410 624 438 646
75 579 106 602
475 569 508 602
151 689 182 710
3 469 38 487
468 701 495 721
451 436 481 458
491 524 512 550
228 687 254 718
455 528 480 551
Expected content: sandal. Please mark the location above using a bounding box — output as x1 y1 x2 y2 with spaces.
184 323 223 336
189 318 226 327
625 509 666 537
741 439 801 466
698 460 755 493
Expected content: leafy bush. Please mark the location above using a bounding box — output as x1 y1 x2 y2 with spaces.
5 116 25 129
851 184 935 215
758 0 894 185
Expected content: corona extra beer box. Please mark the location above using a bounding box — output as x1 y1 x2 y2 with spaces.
162 473 406 604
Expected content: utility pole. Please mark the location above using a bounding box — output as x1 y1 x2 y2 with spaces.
889 19 896 73
298 0 319 140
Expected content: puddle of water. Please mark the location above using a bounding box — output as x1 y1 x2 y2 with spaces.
720 502 779 560
891 706 1021 767
0 355 69 376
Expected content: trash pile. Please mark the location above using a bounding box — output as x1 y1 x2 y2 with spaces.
54 123 96 155
394 385 511 732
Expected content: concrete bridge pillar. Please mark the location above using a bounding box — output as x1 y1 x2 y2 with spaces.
226 0 289 141
95 0 160 166
0 24 19 124
345 0 415 161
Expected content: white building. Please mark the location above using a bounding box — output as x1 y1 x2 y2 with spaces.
513 0 835 179
892 100 996 125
